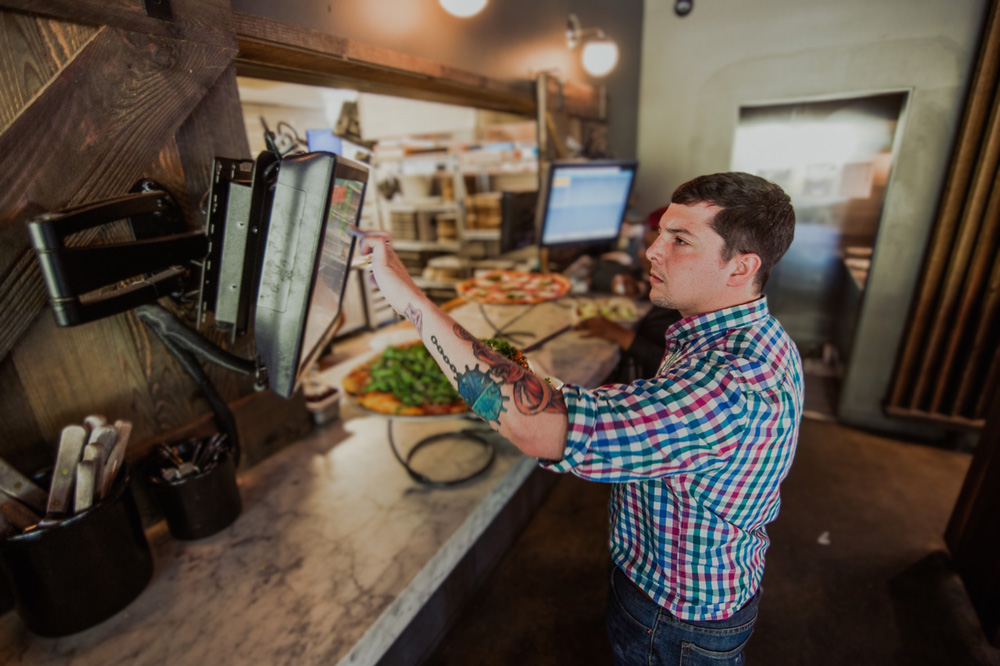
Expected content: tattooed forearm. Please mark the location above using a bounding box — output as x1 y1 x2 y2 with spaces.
452 325 567 420
431 334 509 424
403 302 423 335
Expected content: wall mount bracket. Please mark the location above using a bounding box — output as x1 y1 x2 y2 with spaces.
27 180 208 327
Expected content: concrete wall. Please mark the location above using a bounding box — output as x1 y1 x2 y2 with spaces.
231 0 644 159
635 0 989 435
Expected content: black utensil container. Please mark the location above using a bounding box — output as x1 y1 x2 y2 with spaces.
147 446 241 540
0 468 153 637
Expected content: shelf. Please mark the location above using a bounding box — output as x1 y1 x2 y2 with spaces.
385 200 460 212
458 165 538 176
461 229 501 241
391 240 461 252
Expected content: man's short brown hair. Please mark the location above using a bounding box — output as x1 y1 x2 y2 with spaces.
671 172 795 290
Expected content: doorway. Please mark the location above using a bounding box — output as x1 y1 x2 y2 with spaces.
731 92 908 418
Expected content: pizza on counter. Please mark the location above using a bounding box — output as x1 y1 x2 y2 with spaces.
342 338 530 417
456 270 572 305
343 342 468 417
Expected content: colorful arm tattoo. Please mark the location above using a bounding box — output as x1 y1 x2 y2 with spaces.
429 324 567 424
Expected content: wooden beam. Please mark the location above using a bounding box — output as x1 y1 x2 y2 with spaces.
232 11 601 120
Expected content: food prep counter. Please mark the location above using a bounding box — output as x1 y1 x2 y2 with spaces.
0 298 642 665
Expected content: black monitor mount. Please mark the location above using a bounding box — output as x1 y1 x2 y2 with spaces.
28 180 205 327
27 179 265 465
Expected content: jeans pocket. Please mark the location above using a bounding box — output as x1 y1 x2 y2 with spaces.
678 633 752 665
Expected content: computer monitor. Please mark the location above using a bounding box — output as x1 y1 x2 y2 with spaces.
255 152 367 398
306 129 342 155
499 190 539 254
537 160 638 248
201 151 369 398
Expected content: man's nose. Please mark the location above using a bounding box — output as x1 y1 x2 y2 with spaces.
646 237 662 263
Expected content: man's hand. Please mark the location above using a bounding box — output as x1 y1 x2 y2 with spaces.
575 316 636 350
358 232 421 314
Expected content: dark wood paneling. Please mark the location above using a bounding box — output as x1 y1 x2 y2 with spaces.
0 355 47 473
0 24 235 363
174 63 252 219
0 0 235 50
0 11 96 132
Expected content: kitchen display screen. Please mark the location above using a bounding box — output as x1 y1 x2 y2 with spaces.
297 177 364 375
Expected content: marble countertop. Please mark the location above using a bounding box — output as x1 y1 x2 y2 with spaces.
0 297 630 665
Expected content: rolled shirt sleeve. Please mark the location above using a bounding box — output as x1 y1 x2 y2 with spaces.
540 357 749 482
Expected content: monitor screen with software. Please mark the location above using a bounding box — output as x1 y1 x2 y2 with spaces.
537 160 638 247
201 150 369 398
254 152 367 398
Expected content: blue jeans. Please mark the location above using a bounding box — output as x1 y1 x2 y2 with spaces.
606 566 759 665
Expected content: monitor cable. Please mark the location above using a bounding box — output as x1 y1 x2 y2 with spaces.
386 419 496 489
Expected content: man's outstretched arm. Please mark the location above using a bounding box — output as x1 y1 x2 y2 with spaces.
360 234 568 460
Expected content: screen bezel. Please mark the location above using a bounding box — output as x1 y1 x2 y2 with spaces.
536 159 639 249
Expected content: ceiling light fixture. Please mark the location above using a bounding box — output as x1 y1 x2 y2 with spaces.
439 0 487 18
566 13 619 78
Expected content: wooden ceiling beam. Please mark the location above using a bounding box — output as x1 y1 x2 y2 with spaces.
233 11 601 120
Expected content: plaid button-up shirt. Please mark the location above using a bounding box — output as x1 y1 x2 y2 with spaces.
542 297 803 621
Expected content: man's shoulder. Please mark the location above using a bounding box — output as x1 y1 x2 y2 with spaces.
690 317 800 392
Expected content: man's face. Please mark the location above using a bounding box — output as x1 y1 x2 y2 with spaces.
645 202 734 317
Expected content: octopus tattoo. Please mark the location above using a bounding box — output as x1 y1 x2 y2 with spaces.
454 325 566 418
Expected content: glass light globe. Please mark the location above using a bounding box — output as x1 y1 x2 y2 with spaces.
581 39 619 77
440 0 488 18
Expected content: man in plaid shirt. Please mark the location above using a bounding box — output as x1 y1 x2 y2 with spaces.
362 172 801 664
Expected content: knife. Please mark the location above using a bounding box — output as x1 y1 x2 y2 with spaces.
83 414 107 434
86 425 117 489
0 492 41 531
0 456 48 515
74 460 96 513
45 425 88 518
521 324 573 354
99 420 131 498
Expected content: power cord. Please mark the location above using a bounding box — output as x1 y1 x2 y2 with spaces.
386 420 496 488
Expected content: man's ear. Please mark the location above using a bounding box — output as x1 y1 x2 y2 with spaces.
728 253 762 288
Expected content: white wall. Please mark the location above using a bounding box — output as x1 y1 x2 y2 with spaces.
635 0 989 435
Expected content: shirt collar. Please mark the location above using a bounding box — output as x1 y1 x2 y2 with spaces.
664 296 770 344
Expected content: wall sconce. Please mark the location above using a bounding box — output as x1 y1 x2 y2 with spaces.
566 14 619 78
439 0 487 18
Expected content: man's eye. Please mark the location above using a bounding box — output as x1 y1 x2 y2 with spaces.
675 237 687 245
